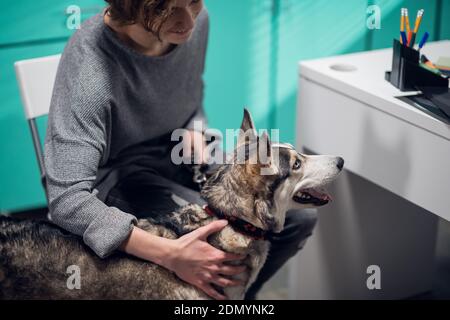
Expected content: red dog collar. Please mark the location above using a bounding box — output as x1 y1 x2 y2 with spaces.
203 205 268 241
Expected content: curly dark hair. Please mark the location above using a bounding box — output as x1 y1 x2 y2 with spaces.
104 0 176 39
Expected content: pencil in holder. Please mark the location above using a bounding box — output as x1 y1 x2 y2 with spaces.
385 39 449 91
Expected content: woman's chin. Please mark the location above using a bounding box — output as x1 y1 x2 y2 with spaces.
165 30 192 44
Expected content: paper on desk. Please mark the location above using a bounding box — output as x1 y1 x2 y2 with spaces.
436 57 450 70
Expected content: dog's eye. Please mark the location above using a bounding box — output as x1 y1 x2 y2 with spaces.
292 159 301 170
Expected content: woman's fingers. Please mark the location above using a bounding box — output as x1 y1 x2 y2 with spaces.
207 263 247 275
210 275 244 288
182 130 207 164
199 282 227 300
190 130 207 163
182 130 194 161
216 264 247 276
217 251 246 262
189 220 229 242
199 275 243 300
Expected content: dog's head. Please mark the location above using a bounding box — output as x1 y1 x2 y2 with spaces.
201 109 344 233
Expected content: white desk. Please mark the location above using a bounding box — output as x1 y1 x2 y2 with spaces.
290 41 450 299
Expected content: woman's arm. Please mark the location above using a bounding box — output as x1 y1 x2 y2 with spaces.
44 51 138 258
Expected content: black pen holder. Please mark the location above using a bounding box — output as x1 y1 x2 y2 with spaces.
385 39 449 91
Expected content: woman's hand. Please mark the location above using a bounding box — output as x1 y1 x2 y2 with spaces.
163 220 247 300
121 221 247 300
182 130 208 164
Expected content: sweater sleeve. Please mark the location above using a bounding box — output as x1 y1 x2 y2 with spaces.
44 54 137 258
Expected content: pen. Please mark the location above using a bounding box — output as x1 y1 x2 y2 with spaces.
409 32 416 48
401 31 408 46
418 31 429 50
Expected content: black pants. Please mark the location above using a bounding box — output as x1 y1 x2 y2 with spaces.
104 163 318 300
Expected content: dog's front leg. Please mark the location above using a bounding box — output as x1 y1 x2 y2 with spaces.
222 260 250 300
223 241 270 300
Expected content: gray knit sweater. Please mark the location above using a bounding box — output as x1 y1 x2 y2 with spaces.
44 9 209 258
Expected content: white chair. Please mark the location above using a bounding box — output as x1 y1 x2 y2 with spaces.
14 54 61 204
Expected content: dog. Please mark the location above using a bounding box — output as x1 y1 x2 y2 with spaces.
0 109 344 299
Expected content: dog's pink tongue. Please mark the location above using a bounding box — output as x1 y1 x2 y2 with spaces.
308 188 333 201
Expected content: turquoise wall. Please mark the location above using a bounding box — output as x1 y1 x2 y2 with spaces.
203 0 450 144
1 0 449 212
0 0 106 212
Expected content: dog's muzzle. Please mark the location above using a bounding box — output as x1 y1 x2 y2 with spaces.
293 187 332 206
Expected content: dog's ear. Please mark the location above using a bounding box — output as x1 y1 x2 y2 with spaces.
258 130 271 165
258 131 278 175
238 108 257 147
241 108 256 132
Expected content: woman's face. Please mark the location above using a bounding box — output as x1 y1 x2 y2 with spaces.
157 0 204 45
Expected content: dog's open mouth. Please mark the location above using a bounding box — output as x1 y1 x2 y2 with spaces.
293 188 332 206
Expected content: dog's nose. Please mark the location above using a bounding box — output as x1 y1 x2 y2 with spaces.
336 157 344 170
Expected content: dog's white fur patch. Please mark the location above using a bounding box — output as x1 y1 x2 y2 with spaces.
271 153 342 232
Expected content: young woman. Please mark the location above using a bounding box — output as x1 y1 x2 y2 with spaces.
44 0 317 300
